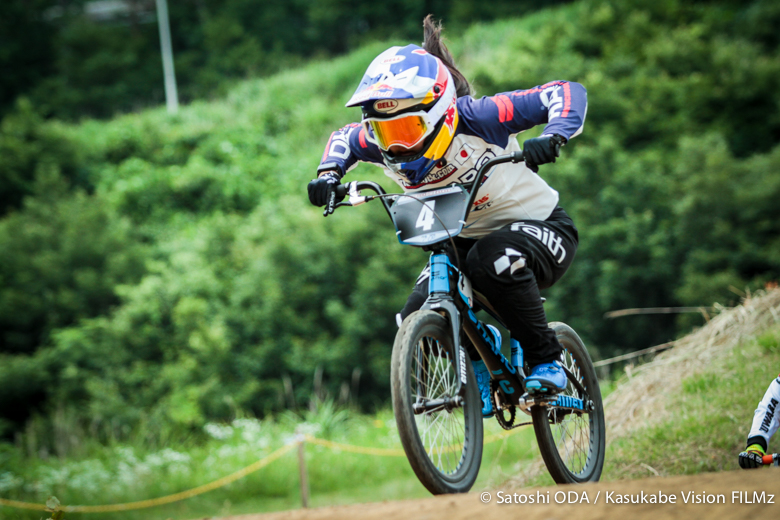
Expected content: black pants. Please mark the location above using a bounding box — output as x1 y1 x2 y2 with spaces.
399 206 579 367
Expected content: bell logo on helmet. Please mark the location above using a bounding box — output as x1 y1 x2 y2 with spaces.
374 99 399 113
381 55 405 65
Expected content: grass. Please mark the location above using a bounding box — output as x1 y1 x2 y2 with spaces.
0 405 542 520
4 320 778 520
601 325 780 480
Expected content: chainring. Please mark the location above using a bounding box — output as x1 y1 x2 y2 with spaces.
490 379 517 430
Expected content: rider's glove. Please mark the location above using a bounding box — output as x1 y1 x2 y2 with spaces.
307 170 343 216
738 444 766 469
523 134 566 173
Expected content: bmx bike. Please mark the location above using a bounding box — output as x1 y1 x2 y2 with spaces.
328 150 606 494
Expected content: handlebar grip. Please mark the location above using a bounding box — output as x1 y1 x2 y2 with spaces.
762 454 775 465
335 183 348 199
510 150 525 163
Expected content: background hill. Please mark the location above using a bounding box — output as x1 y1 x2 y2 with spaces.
1 0 779 482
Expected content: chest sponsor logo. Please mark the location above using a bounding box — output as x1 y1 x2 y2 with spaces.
457 149 496 184
472 194 492 212
511 223 567 264
400 163 458 188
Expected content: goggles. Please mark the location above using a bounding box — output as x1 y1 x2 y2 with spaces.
363 111 434 152
360 72 456 153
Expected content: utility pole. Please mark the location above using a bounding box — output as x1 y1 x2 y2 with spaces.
155 0 179 114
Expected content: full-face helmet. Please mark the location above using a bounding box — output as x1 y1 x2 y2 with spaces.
346 45 458 185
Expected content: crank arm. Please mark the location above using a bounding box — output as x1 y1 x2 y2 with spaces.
412 395 464 414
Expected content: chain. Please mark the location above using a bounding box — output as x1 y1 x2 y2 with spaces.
490 379 532 430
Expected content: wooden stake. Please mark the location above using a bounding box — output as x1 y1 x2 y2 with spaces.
297 434 309 508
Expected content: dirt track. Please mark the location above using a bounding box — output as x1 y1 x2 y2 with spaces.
223 469 779 520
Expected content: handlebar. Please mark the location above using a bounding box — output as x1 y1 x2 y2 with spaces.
329 150 524 218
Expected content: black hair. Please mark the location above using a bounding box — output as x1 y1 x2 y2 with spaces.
422 15 473 98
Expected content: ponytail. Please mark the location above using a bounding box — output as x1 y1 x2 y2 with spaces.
422 15 473 98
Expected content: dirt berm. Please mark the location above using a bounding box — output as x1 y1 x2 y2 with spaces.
223 469 779 520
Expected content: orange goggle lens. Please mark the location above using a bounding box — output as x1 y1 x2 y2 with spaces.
368 116 428 151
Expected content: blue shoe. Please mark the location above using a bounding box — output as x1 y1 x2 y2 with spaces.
471 325 502 418
525 361 567 394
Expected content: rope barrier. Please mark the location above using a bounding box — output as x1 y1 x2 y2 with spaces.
593 341 675 367
304 435 406 456
603 306 717 319
303 423 528 458
0 443 295 514
0 424 530 514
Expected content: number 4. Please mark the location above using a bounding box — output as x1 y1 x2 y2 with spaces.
415 201 436 231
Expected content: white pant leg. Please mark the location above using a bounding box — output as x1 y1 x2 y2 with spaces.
748 375 780 448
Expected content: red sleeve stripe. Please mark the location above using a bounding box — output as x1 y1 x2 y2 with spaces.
321 132 335 161
510 81 568 99
562 82 572 118
358 128 367 148
540 80 566 89
512 87 542 98
491 94 514 123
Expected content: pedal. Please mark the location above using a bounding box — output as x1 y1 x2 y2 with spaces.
518 392 559 413
525 381 564 397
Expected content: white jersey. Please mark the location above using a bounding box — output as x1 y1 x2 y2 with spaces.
381 135 559 238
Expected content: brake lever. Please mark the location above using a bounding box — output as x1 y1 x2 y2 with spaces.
323 189 338 217
324 182 363 216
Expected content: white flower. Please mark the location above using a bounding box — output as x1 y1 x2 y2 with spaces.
204 422 234 440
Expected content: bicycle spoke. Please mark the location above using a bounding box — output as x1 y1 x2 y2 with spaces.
411 334 466 475
546 347 593 475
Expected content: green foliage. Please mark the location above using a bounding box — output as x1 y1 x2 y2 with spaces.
756 329 780 354
0 409 540 520
0 0 574 120
1 0 779 459
458 0 780 351
0 100 84 215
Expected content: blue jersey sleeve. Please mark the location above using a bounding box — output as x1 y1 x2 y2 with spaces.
318 123 384 177
457 81 587 147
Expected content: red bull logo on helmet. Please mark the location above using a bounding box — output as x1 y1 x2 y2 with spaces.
444 101 456 132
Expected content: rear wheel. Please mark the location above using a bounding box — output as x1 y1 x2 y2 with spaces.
391 310 483 494
531 322 605 483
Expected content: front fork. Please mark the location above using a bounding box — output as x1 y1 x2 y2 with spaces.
419 253 526 409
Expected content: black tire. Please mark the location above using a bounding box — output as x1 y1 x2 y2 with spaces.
391 310 483 494
531 322 605 483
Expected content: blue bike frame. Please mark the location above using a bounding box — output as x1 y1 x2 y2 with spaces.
421 252 525 405
333 151 586 416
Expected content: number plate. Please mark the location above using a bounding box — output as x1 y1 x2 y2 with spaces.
390 186 469 246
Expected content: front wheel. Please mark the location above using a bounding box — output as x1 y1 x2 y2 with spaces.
391 310 483 494
531 322 606 483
